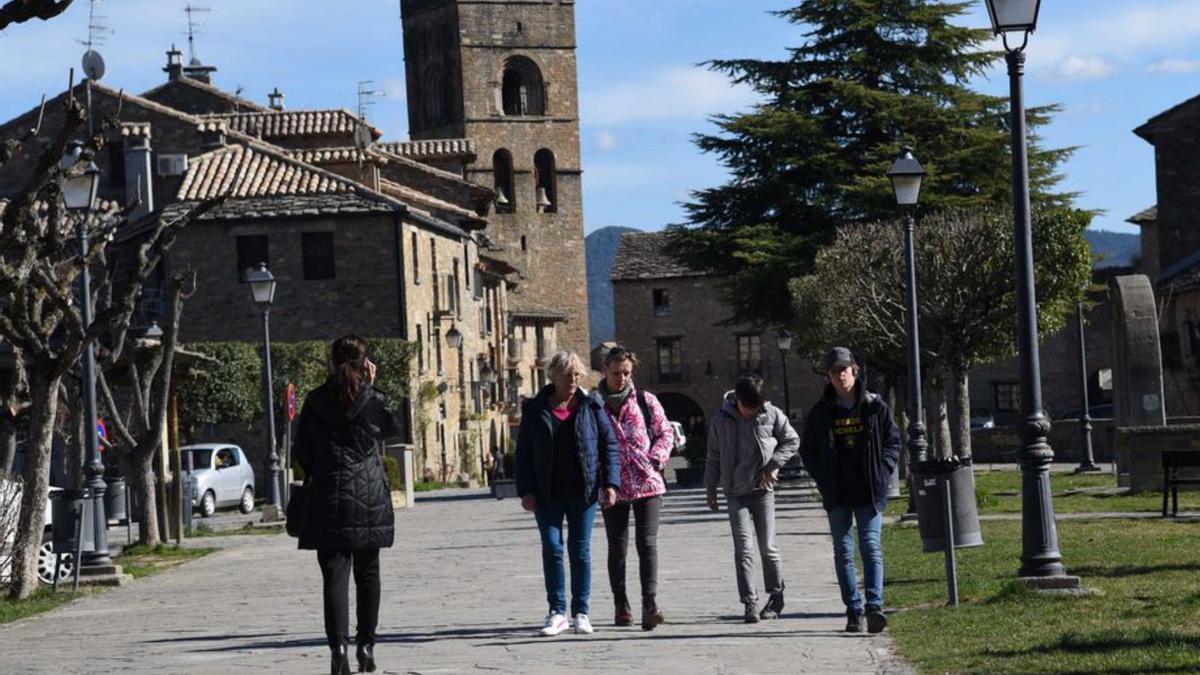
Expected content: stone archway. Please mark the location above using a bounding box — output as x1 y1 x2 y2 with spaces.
655 392 706 439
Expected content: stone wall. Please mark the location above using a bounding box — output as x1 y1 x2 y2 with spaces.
970 420 1116 464
1113 424 1200 493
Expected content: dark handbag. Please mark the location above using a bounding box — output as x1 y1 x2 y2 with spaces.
285 480 310 538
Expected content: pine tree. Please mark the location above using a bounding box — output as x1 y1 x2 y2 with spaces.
671 0 1075 325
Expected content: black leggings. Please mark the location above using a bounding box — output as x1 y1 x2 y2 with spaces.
602 495 662 600
317 548 381 649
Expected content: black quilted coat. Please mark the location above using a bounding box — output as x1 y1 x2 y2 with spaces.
294 382 399 551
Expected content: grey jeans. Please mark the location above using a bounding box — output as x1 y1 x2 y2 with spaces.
726 489 784 605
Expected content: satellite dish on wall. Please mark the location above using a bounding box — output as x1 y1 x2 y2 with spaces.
82 50 106 81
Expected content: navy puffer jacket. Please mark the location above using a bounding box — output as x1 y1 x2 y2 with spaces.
516 385 621 504
294 382 399 551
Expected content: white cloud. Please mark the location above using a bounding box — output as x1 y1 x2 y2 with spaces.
382 78 407 101
595 130 618 151
1147 58 1200 75
581 66 759 126
1065 99 1106 116
1045 55 1115 82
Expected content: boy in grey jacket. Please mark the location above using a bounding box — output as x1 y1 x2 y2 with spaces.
705 373 800 623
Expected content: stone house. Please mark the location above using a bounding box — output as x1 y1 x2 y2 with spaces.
611 232 823 442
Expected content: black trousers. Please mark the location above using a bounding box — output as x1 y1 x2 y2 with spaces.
317 548 381 649
602 495 662 600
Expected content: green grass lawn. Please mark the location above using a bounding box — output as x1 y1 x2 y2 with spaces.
0 587 84 625
885 469 1196 519
884 518 1200 673
186 520 285 538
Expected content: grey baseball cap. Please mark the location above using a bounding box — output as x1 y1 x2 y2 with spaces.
823 346 856 371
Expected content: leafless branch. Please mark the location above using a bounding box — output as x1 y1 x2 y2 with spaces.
0 0 75 31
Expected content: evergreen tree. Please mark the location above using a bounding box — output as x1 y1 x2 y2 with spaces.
670 0 1075 325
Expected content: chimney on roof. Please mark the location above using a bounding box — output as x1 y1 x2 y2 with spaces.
121 123 155 219
183 57 217 85
268 87 285 111
198 121 226 150
164 45 184 81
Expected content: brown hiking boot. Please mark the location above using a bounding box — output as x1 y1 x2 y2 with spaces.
614 594 633 627
641 595 665 631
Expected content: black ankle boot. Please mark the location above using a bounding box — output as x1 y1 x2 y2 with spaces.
356 643 376 673
331 644 351 675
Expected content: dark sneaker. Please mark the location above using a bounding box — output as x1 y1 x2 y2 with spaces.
759 593 784 620
866 607 887 634
614 596 633 627
845 610 865 633
744 602 761 624
641 596 665 631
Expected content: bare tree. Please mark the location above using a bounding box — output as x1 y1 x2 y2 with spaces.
0 0 74 31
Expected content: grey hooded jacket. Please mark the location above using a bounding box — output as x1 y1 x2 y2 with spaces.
704 390 800 497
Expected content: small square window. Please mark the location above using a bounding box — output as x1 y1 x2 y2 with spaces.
235 235 268 281
301 232 335 280
653 289 671 316
994 382 1020 413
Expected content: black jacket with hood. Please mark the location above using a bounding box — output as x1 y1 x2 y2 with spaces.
294 381 399 551
798 382 901 514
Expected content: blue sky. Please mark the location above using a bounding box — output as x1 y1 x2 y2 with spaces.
2 1 1199 235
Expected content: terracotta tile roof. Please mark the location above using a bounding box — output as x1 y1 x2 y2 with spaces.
1127 205 1157 226
283 147 372 164
177 144 359 201
376 139 476 161
610 231 707 281
379 178 480 221
511 306 570 322
164 193 395 222
120 122 152 138
141 77 270 113
200 110 381 140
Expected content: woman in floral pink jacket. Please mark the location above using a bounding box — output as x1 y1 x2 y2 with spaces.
595 346 674 630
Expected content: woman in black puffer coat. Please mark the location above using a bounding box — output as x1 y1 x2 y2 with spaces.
294 335 400 675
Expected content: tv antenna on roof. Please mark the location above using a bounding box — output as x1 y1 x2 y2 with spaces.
357 80 382 122
79 0 109 81
184 3 210 64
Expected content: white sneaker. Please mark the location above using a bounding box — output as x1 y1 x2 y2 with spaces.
540 612 569 637
573 614 594 635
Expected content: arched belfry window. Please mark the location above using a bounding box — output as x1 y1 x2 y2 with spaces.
493 149 515 214
501 57 546 116
534 149 557 213
423 64 455 126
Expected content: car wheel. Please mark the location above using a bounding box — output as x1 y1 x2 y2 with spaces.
37 537 73 585
199 490 216 518
239 487 255 514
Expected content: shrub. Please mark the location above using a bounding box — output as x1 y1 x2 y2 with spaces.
382 455 402 490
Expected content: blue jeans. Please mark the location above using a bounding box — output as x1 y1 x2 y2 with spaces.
534 498 598 616
826 505 884 613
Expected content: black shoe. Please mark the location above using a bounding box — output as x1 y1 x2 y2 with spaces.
866 607 888 634
331 645 351 675
845 610 865 633
641 595 665 631
759 593 784 620
614 593 633 627
744 602 761 624
356 643 376 673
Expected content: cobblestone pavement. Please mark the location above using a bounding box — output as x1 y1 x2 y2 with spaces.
0 484 910 674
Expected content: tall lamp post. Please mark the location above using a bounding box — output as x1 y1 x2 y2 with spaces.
1074 300 1100 472
775 329 793 418
986 0 1073 583
62 142 112 567
246 263 281 511
887 146 929 473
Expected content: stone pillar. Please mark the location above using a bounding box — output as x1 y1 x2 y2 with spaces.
1110 275 1167 428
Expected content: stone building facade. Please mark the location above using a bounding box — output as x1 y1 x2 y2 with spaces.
611 232 822 442
400 0 590 357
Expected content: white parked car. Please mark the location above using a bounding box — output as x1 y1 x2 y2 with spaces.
1 476 71 585
669 421 687 455
181 444 256 517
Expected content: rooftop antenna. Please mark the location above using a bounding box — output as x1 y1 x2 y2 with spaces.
357 80 382 122
184 3 210 64
80 0 108 83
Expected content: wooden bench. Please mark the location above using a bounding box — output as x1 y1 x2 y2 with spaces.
1161 450 1200 517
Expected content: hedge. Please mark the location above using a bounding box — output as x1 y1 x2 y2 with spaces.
179 338 416 432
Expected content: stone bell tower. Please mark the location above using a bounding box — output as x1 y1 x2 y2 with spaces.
400 0 590 355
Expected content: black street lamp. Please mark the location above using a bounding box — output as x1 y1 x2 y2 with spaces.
775 329 793 418
986 0 1074 583
887 146 929 470
245 263 281 511
1074 301 1100 473
62 142 112 568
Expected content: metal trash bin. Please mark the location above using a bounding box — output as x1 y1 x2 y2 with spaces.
104 477 127 525
913 459 984 553
50 489 94 556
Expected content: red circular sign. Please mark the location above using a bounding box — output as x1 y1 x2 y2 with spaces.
286 383 297 421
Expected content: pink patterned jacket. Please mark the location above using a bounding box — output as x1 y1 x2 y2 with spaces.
599 387 673 503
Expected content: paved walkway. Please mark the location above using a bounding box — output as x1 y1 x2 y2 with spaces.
0 484 909 674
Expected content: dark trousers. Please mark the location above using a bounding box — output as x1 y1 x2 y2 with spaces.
602 495 662 601
317 548 381 649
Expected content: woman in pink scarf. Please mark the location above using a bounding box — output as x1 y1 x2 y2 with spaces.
595 346 674 630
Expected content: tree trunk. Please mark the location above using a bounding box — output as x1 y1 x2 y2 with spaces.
64 384 84 489
927 372 952 460
7 366 61 600
950 364 972 459
131 452 159 548
0 414 16 474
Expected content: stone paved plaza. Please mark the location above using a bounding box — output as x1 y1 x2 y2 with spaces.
0 484 909 674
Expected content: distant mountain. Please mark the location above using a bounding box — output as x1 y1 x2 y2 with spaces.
586 226 640 344
1086 230 1139 269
